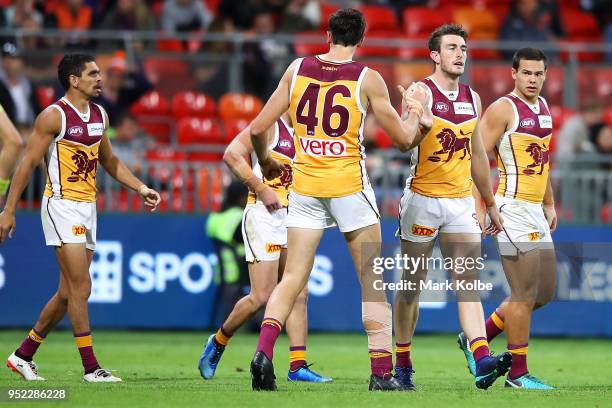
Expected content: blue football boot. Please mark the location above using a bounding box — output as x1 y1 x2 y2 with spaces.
198 334 225 380
457 332 477 376
505 373 554 390
395 366 416 390
287 364 332 383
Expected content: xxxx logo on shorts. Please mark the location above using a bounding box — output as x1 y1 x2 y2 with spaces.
528 232 540 241
265 243 283 253
411 224 436 237
72 225 86 236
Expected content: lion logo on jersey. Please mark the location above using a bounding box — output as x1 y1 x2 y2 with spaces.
270 164 293 189
67 150 98 182
428 128 472 162
524 143 549 175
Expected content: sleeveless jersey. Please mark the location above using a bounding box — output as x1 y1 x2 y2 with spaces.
44 97 106 202
247 117 295 207
495 93 552 203
289 56 369 198
406 78 478 198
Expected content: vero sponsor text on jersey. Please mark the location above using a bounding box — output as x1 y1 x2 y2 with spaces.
299 136 346 157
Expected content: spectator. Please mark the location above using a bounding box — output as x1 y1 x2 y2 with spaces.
54 0 94 48
500 0 556 59
100 0 156 50
242 6 290 99
218 0 260 31
556 99 602 157
590 123 612 154
106 114 148 173
94 52 152 126
161 0 213 33
3 0 44 29
0 42 40 132
19 13 55 81
279 0 320 33
195 19 233 99
101 0 156 31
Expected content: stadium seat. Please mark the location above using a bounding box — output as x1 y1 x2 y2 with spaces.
294 32 329 57
157 37 184 53
453 7 499 60
542 67 564 107
130 91 172 143
359 5 400 34
223 118 250 141
177 117 224 145
36 86 56 109
144 57 195 96
218 93 263 121
604 108 612 126
171 91 217 120
319 3 339 30
401 7 452 59
559 9 602 62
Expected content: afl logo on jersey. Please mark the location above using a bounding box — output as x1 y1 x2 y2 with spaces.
435 102 449 113
68 126 84 136
279 139 292 149
520 118 536 128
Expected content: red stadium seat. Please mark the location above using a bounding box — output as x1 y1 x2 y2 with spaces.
319 3 339 30
294 32 329 57
36 86 56 109
453 7 499 60
130 91 172 143
218 93 263 121
604 108 612 127
359 5 400 34
559 9 602 62
401 7 452 59
223 119 250 141
171 91 217 120
177 117 223 144
144 57 195 96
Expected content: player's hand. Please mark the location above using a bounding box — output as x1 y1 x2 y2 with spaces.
485 204 503 236
258 186 282 213
475 202 487 238
0 210 16 243
260 156 282 181
138 185 161 212
406 82 428 106
543 203 557 232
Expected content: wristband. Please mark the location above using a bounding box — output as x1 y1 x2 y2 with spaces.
0 178 9 196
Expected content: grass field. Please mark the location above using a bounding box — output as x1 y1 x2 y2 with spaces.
0 330 610 408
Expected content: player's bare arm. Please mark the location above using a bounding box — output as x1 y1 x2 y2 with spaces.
362 69 422 152
250 60 300 180
0 106 24 195
543 175 557 231
470 92 503 234
0 107 60 242
223 124 281 212
98 134 160 212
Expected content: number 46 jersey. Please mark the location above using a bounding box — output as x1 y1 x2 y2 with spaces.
289 56 369 198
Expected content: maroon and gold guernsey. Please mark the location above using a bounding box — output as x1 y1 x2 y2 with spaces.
407 77 479 198
289 56 369 198
496 93 553 203
44 97 106 203
247 118 295 207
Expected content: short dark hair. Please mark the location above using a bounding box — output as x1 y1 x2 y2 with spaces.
512 47 548 70
428 24 468 52
328 8 366 47
58 54 96 91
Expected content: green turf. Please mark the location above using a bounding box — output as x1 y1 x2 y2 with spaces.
0 330 610 408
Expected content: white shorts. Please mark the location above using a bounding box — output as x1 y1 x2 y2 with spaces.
41 196 97 250
495 195 553 256
242 202 288 263
397 189 481 242
286 187 380 233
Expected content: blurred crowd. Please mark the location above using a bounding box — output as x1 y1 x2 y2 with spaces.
0 0 610 160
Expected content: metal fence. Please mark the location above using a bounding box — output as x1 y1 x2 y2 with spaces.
17 153 612 225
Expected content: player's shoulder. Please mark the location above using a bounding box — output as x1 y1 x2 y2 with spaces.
483 95 515 120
